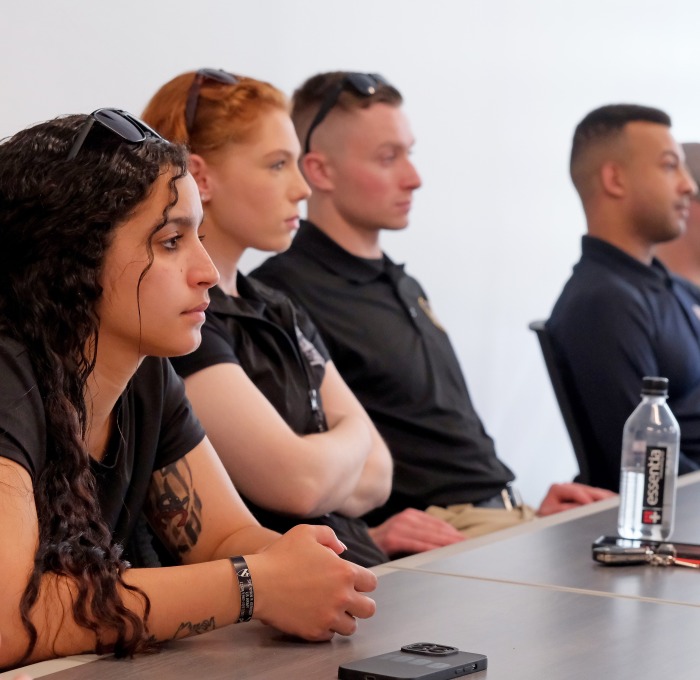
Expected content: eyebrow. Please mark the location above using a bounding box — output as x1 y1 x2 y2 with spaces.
165 214 205 229
262 149 296 160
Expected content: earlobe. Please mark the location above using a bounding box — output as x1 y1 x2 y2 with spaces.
302 152 334 193
600 161 626 199
188 154 211 202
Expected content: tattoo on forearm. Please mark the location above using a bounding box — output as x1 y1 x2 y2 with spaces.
174 617 216 638
146 458 203 554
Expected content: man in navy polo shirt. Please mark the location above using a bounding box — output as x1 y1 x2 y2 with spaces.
252 71 612 556
547 104 700 491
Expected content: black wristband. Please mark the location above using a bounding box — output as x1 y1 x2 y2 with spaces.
229 556 254 623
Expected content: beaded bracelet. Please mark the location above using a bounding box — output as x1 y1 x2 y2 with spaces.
229 556 254 623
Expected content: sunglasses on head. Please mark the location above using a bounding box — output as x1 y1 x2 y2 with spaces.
303 72 390 155
67 108 164 161
185 68 240 134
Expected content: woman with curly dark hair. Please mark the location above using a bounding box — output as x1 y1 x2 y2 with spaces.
0 110 377 670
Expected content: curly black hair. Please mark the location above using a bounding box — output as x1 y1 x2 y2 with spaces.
0 113 189 662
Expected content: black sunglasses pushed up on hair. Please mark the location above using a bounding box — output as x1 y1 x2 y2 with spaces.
303 72 390 155
67 108 164 161
185 68 240 134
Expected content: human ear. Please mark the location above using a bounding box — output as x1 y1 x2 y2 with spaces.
600 161 626 199
188 154 212 202
301 152 334 193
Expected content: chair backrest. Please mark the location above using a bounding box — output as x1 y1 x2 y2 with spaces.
528 320 593 485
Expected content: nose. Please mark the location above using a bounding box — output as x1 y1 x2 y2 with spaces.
190 238 220 289
291 164 312 202
402 157 422 191
681 165 697 197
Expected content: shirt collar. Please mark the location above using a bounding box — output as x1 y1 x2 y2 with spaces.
208 273 266 318
291 220 405 284
581 235 672 287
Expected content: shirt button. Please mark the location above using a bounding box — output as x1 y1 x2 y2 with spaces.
409 307 417 318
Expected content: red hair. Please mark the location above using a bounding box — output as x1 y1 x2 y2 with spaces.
142 71 288 155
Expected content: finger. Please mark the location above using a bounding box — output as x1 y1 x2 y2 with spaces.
588 487 617 500
301 523 346 555
550 483 597 504
346 593 377 621
332 611 360 637
352 566 378 594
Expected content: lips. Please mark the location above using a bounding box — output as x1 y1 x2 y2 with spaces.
183 301 209 315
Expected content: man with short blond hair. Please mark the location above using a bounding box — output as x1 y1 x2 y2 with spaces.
253 72 611 556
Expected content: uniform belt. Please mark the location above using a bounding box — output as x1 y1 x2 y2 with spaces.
474 483 523 511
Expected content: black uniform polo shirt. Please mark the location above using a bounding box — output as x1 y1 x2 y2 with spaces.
171 273 388 567
252 220 515 524
548 235 700 490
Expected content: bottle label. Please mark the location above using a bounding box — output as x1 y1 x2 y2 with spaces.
641 445 666 525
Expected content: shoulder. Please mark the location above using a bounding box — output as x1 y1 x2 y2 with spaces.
0 336 46 478
244 273 296 306
552 256 652 319
252 250 301 283
132 356 185 407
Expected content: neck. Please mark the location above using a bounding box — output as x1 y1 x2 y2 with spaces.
585 206 654 265
307 200 383 259
201 209 243 295
84 339 141 460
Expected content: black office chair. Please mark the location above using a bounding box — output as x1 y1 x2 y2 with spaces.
528 319 602 486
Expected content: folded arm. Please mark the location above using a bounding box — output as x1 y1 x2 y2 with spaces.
183 361 390 518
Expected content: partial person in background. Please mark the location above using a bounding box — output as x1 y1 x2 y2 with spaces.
548 104 700 490
141 70 456 564
656 142 700 288
0 110 376 669
252 71 613 555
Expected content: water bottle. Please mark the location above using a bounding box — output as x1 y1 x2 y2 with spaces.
617 376 679 540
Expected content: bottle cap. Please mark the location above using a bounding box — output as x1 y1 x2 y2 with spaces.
641 376 669 396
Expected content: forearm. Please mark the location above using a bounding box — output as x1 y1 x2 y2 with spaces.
204 524 280 561
335 428 392 517
294 413 373 516
7 560 240 667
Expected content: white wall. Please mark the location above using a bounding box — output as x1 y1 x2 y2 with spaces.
3 0 700 504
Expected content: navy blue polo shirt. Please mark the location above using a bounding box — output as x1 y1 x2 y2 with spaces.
252 220 515 524
548 235 700 490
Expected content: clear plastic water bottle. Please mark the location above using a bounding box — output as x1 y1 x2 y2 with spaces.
617 376 679 540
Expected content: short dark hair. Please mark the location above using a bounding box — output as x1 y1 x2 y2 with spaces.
570 104 671 192
291 71 403 149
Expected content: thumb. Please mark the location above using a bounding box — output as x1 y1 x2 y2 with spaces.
305 524 348 555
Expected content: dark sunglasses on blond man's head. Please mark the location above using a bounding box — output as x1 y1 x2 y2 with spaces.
185 68 240 134
303 72 390 155
67 108 164 161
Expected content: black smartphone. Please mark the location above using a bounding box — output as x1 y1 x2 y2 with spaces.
338 642 487 680
591 535 700 565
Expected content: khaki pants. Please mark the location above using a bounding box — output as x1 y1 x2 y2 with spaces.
426 503 537 539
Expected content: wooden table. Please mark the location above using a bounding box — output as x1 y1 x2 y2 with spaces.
22 570 700 679
8 472 700 679
388 471 700 605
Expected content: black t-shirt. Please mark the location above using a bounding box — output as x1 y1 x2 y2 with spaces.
171 274 388 567
0 336 206 562
252 221 515 524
